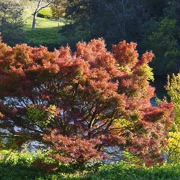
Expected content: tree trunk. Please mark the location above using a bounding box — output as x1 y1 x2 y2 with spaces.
31 0 54 30
32 12 37 30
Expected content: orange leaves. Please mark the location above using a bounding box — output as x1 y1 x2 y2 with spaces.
113 40 139 68
57 46 72 60
0 39 175 166
12 44 33 66
140 51 154 64
0 112 4 118
143 102 174 125
76 38 106 60
42 60 60 73
44 129 103 164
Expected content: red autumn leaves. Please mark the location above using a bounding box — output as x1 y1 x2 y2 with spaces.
0 39 174 166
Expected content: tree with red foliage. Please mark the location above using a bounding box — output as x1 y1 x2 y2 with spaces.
0 38 174 166
44 129 103 165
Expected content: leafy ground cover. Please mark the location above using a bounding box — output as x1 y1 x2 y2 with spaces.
86 162 180 180
0 151 179 180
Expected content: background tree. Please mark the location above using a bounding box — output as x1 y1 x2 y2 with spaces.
55 0 148 47
0 39 174 166
166 73 180 131
92 0 147 44
54 0 180 75
165 73 180 162
50 0 68 27
140 0 167 17
0 0 25 46
140 17 180 75
32 0 55 30
139 0 180 75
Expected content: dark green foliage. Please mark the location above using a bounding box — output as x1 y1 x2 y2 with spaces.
140 17 180 75
58 0 148 47
0 163 46 180
59 23 91 50
0 0 25 46
140 0 167 17
55 0 180 75
139 0 180 75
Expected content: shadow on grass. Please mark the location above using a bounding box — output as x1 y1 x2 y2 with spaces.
0 162 89 180
23 26 89 51
23 27 68 51
0 163 59 180
25 27 60 43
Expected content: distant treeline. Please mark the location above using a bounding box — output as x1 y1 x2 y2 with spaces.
56 0 180 75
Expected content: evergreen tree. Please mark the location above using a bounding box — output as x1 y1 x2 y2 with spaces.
0 0 25 46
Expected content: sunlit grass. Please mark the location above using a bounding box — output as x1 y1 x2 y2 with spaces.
24 8 64 29
23 8 66 47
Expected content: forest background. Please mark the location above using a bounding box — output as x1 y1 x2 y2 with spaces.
1 0 180 76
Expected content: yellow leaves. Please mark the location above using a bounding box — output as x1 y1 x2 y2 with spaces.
166 73 180 100
117 64 132 75
168 131 180 140
176 116 180 126
167 132 180 152
166 131 180 163
113 118 133 129
46 105 57 123
46 105 57 114
166 73 180 130
139 64 154 81
165 74 180 162
110 118 133 136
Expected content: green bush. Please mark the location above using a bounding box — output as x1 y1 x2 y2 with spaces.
37 8 52 19
85 162 180 180
165 73 180 163
0 150 180 180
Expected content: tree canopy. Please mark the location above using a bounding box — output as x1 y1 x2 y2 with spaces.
0 39 174 166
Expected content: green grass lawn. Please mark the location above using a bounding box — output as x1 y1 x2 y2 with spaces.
23 8 66 49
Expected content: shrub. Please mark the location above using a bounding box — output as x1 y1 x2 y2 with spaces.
0 150 180 179
165 73 180 163
86 162 180 180
37 8 53 19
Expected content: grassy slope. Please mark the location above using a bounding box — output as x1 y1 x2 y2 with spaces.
22 3 89 50
23 8 66 48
